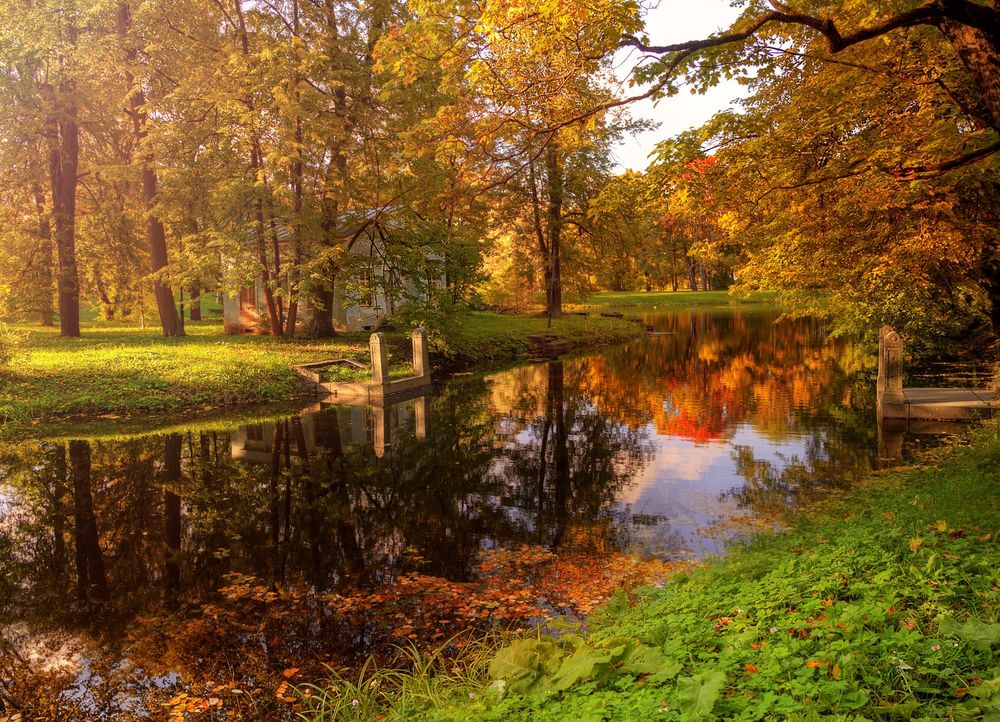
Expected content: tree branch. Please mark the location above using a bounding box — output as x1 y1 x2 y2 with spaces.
623 0 997 59
891 139 1000 179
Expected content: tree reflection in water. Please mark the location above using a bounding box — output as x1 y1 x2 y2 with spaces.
0 310 890 720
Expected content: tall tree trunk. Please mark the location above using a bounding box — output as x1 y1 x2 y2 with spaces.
117 1 183 337
545 139 563 318
285 0 303 336
32 184 55 326
939 21 1000 131
527 158 552 311
45 81 81 338
70 440 107 601
253 175 283 335
268 199 285 330
189 283 201 321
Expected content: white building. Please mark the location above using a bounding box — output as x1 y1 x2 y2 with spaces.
222 210 445 333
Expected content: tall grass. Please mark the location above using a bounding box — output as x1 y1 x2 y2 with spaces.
295 632 508 721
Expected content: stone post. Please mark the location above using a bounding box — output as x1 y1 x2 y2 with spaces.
877 325 905 413
370 332 389 385
412 327 430 379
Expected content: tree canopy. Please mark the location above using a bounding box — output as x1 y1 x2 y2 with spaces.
1 0 999 348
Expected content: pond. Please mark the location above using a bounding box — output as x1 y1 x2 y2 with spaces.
0 309 944 720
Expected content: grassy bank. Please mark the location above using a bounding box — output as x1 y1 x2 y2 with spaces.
0 312 641 427
571 289 779 311
300 425 1000 721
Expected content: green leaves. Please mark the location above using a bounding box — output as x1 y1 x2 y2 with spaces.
548 645 614 692
488 638 564 696
487 629 683 699
674 670 727 720
939 616 1000 651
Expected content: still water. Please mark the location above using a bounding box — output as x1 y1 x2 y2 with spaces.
0 310 929 719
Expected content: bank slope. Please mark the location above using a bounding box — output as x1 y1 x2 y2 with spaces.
368 427 1000 721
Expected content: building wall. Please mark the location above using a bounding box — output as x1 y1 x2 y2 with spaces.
223 236 446 334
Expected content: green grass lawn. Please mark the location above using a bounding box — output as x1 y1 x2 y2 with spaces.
570 289 779 310
300 424 1000 721
0 312 641 428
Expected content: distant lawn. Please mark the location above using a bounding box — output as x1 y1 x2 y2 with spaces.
0 312 641 429
572 289 779 310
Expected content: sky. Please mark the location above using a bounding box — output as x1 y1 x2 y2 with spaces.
612 1 748 172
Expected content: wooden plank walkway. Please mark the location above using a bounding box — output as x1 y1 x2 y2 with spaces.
881 387 999 421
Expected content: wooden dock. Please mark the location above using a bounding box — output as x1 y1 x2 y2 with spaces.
877 326 997 421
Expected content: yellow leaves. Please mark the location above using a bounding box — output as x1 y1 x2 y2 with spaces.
909 537 923 553
832 664 842 680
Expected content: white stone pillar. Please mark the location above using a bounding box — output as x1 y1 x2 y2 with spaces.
412 327 430 379
370 332 389 385
877 325 904 406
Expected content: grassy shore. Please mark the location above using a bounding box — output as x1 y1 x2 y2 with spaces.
570 289 779 311
0 312 641 427
299 424 1000 721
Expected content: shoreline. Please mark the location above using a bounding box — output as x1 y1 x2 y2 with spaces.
0 312 645 440
303 422 1000 720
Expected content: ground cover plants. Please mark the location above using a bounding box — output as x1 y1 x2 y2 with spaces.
297 424 1000 721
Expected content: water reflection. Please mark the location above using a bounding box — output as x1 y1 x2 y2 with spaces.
0 310 901 719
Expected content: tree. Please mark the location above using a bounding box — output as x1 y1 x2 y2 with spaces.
116 0 184 336
624 1 1000 336
385 0 642 317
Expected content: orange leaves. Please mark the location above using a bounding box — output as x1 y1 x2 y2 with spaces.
327 545 688 647
909 537 923 553
163 691 225 721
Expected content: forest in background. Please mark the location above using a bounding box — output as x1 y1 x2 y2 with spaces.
0 0 998 350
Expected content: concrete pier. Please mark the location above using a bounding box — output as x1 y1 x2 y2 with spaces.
877 326 997 421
